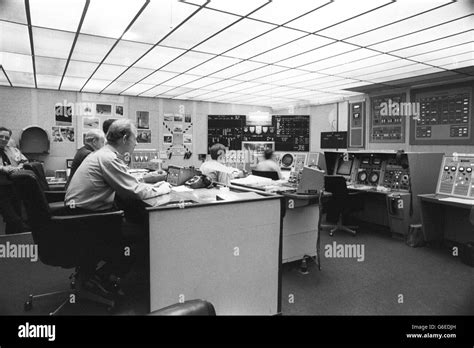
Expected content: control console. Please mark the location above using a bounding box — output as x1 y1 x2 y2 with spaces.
437 155 474 197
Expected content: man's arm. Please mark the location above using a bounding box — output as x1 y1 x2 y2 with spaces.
101 155 170 201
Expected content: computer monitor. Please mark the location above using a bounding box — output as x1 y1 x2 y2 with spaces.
336 158 353 176
297 166 325 194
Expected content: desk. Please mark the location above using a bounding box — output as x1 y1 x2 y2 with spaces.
419 194 474 243
145 186 282 315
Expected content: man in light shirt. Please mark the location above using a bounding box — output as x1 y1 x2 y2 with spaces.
255 149 283 180
199 143 241 184
65 119 171 212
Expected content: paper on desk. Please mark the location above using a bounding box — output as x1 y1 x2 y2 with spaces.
216 191 263 201
231 175 273 186
172 185 193 192
438 197 474 205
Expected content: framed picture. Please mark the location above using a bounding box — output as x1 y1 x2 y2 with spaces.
137 111 149 129
137 129 151 143
55 105 72 126
96 104 112 116
163 134 173 144
82 116 100 129
115 105 124 116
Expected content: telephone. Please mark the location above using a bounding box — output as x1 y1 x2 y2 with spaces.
185 174 213 189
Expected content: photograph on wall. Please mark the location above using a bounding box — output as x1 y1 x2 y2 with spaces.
52 126 74 143
115 105 124 116
174 115 184 123
173 132 183 145
164 113 174 122
184 114 192 123
96 103 112 115
81 102 94 116
137 130 151 143
137 111 150 129
55 105 72 126
173 124 183 133
82 116 100 129
183 134 192 144
163 134 173 144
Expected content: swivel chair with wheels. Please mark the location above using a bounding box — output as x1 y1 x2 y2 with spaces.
320 175 362 236
252 170 279 180
10 170 125 315
149 300 216 316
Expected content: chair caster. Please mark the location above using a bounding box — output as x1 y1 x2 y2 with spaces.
24 301 32 312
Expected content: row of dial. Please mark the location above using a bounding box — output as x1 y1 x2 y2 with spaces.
443 166 472 172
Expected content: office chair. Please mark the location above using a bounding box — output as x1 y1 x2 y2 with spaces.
23 162 66 203
149 300 216 316
10 170 125 315
252 170 279 180
321 175 362 236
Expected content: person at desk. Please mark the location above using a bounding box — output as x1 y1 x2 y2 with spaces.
255 149 283 180
200 143 241 184
0 127 29 234
102 118 116 135
65 119 172 213
66 129 105 189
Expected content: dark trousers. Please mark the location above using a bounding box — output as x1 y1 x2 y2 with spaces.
0 175 24 234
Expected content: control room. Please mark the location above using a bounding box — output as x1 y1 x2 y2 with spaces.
0 0 473 318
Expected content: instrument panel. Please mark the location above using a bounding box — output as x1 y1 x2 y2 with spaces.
437 156 474 198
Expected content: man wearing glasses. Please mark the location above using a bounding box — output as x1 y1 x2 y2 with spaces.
0 126 29 234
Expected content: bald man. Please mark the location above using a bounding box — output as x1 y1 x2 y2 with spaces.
66 129 105 189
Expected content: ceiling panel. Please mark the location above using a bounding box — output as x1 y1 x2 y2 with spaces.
141 70 179 85
65 60 99 78
164 73 201 87
390 31 473 58
123 0 197 44
235 64 288 81
253 69 309 84
211 60 267 79
195 19 275 55
70 34 116 63
408 43 474 63
302 48 380 72
204 0 270 16
80 0 147 39
134 45 185 70
0 52 33 73
346 1 471 46
367 66 444 83
82 78 113 93
436 58 474 70
116 67 155 83
5 71 35 87
253 34 335 64
163 51 215 72
0 69 9 86
35 56 66 76
0 22 31 55
182 76 224 89
318 0 450 39
30 0 85 32
358 62 431 80
0 1 26 24
104 40 152 66
320 53 398 75
369 16 474 53
219 81 263 93
102 81 135 94
121 83 156 96
278 42 357 69
140 85 175 97
427 52 474 68
341 60 418 79
288 0 392 32
225 27 306 60
186 55 242 76
59 76 88 90
249 0 329 25
36 74 61 89
199 78 243 91
33 27 75 59
92 64 128 81
160 8 239 49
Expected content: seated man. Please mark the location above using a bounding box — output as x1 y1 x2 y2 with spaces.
102 118 116 135
0 127 29 234
255 149 283 179
66 129 105 189
200 143 241 184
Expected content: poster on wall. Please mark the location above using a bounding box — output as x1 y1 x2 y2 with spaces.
183 134 192 144
115 105 124 116
137 130 151 143
163 134 173 144
82 116 100 129
96 104 112 116
137 111 149 129
55 105 72 126
52 126 75 143
184 114 192 123
164 114 174 122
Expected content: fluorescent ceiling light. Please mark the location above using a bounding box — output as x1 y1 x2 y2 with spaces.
0 22 31 55
80 0 147 39
322 54 397 76
134 45 186 70
304 48 379 72
36 74 61 89
408 43 474 63
70 34 116 63
33 27 74 59
140 85 175 97
60 76 88 90
205 0 270 16
249 0 329 25
116 67 155 83
182 76 223 89
0 0 26 24
367 67 444 83
164 73 201 87
65 60 99 78
121 83 155 96
236 65 289 81
160 8 239 50
123 0 196 44
211 61 267 79
5 71 35 87
82 78 113 93
104 40 152 66
30 0 85 32
141 70 179 85
186 55 242 76
102 81 135 94
35 56 66 76
163 51 215 73
92 64 128 81
0 52 33 73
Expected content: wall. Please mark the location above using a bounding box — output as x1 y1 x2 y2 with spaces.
0 86 270 174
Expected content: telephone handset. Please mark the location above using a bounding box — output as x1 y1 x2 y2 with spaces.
185 174 213 189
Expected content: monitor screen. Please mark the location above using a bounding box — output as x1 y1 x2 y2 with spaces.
336 158 353 176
